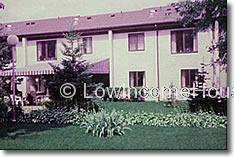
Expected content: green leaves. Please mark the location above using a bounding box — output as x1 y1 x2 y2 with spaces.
0 2 4 9
46 31 95 108
176 0 227 65
80 110 131 138
18 107 83 125
80 108 226 138
0 37 11 70
123 111 227 128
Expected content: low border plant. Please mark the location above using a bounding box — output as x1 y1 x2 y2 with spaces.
18 107 83 125
80 110 131 138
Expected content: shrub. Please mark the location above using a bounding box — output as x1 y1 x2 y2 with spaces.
80 110 131 138
187 63 227 116
123 112 227 128
86 100 102 112
0 99 24 124
18 107 83 125
37 100 55 109
0 99 8 123
188 91 227 116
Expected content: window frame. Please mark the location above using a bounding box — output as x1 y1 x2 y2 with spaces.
81 37 93 54
180 69 198 88
36 76 46 93
171 29 198 54
37 40 57 61
128 33 145 52
129 71 146 87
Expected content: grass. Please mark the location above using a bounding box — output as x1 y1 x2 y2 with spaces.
0 101 227 150
101 101 189 113
0 124 227 150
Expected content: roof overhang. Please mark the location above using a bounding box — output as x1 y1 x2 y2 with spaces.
3 21 187 41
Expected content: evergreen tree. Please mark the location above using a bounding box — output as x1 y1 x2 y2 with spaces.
0 37 12 100
188 63 226 115
0 2 4 9
46 31 96 109
188 63 210 112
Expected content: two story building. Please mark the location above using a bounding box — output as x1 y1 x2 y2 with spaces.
0 4 227 102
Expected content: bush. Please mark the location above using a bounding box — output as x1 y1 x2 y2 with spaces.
0 99 8 123
18 107 83 125
123 111 227 128
0 99 24 124
80 110 131 138
86 100 102 112
36 100 54 108
187 63 227 116
188 90 227 116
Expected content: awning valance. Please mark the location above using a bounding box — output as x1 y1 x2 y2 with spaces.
0 59 109 77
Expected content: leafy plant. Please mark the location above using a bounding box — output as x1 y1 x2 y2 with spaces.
18 107 83 125
188 63 227 116
80 110 131 138
123 111 227 128
0 99 8 123
176 0 227 65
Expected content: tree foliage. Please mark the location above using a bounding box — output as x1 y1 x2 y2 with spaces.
188 63 227 115
46 31 95 109
0 37 12 100
176 0 227 65
0 2 4 9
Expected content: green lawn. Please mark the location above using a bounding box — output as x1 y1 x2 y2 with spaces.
0 101 227 150
102 101 189 113
0 124 227 150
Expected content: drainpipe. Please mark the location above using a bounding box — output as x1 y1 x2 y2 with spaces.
108 30 114 87
155 25 160 101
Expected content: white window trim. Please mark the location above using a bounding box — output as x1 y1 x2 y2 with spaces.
36 39 57 62
128 32 145 52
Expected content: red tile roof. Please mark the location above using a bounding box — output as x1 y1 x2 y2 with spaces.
2 5 181 36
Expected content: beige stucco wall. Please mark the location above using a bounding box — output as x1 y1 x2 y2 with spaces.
158 29 213 100
14 28 226 101
15 34 111 67
112 31 158 100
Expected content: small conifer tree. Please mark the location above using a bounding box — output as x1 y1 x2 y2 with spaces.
46 31 96 109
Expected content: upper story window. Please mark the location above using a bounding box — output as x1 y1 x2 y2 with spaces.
37 40 56 61
128 33 145 51
171 30 198 54
82 37 92 54
181 69 198 88
129 71 145 87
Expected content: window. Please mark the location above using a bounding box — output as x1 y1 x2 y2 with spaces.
129 71 145 87
171 30 198 53
128 33 145 51
35 76 46 93
181 69 198 88
37 40 56 61
82 37 92 54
